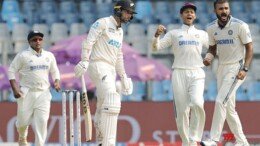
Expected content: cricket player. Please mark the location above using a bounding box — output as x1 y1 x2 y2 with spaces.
8 31 61 146
152 2 208 146
74 0 136 145
200 0 253 146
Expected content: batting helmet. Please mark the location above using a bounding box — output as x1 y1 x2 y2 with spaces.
114 0 137 18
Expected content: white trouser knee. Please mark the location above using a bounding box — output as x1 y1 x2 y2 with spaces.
101 92 121 146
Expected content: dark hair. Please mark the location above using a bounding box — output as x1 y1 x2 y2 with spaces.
214 0 229 9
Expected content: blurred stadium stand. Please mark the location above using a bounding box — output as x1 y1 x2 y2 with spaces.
1 0 260 102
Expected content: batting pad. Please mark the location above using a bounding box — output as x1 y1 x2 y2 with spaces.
101 92 121 146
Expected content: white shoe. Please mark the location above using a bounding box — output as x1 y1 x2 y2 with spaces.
18 137 28 146
200 140 217 146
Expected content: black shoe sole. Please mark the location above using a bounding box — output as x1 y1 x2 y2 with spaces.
200 142 206 146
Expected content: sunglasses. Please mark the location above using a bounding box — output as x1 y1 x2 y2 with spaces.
30 38 43 42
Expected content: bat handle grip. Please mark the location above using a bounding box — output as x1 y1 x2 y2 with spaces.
81 75 87 93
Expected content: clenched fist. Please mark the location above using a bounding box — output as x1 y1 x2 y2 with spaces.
154 25 166 37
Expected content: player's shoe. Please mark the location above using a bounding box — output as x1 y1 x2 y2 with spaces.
18 137 28 146
200 140 217 146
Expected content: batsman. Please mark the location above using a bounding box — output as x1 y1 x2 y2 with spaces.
74 0 136 145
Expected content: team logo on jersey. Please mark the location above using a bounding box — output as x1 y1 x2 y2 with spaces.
195 34 200 38
228 30 233 35
108 39 121 49
214 32 218 36
108 28 115 33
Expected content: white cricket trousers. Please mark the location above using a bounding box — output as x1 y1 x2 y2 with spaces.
172 68 206 146
87 61 119 145
16 88 51 146
210 62 249 145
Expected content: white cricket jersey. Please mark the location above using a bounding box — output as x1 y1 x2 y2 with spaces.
206 16 252 64
153 24 208 69
81 16 125 76
8 47 60 90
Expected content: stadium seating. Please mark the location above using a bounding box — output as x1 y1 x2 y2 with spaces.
230 1 246 13
70 23 87 37
194 1 208 14
80 1 95 14
80 13 96 29
0 23 11 55
125 81 146 101
135 1 153 22
50 23 69 44
40 0 57 14
1 0 22 30
126 23 147 55
12 23 30 53
151 80 172 101
250 0 260 13
59 1 77 14
247 81 260 101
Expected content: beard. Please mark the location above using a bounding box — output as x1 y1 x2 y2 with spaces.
216 13 230 23
120 17 131 23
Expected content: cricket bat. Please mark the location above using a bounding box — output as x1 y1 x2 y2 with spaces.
81 75 92 141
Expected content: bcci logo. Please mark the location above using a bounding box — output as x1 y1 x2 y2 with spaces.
228 30 233 35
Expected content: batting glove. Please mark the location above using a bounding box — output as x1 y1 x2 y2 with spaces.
74 61 89 78
120 74 133 95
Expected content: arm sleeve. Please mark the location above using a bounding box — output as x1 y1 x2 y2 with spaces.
115 48 126 77
239 23 252 44
206 27 216 46
152 32 173 51
81 19 106 61
8 53 22 80
50 53 60 80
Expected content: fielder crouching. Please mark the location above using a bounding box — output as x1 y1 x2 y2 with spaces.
74 0 136 145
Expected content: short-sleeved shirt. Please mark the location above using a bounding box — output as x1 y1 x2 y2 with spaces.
206 16 252 64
